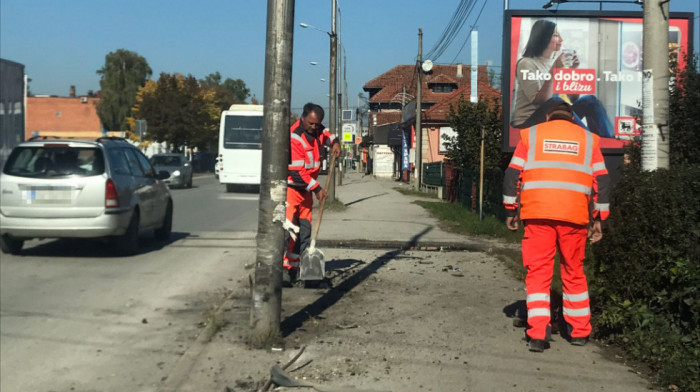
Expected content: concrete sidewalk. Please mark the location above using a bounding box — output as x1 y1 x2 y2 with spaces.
317 172 507 253
164 171 653 392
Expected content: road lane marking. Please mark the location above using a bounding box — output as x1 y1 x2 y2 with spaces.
217 194 259 201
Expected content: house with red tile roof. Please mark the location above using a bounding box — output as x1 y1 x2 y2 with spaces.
362 63 500 176
25 95 120 140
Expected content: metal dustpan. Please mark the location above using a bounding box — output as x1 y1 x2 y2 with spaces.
299 154 336 281
299 240 326 281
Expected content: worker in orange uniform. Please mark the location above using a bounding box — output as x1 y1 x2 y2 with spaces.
502 101 610 352
283 103 341 285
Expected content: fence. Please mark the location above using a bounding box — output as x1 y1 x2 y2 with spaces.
423 161 505 220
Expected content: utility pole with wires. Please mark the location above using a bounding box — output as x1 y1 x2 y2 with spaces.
414 28 423 192
328 0 338 201
336 4 344 186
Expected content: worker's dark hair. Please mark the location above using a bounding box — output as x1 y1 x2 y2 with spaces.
546 100 575 122
302 102 325 121
522 20 557 58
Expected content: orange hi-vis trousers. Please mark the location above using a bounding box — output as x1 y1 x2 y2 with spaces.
283 187 313 270
522 219 592 340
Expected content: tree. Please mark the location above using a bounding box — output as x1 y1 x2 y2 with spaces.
96 49 152 132
132 73 219 151
443 95 503 173
199 72 251 112
669 53 700 167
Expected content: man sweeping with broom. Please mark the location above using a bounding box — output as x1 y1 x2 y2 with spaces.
283 103 341 286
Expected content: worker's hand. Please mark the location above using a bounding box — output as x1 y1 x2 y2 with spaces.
588 220 603 244
331 143 341 158
506 216 520 231
315 188 328 203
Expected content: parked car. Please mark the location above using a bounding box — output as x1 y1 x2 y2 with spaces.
0 137 173 256
150 153 193 188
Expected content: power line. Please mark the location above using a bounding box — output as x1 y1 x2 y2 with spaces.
433 0 476 61
424 0 478 61
449 0 489 64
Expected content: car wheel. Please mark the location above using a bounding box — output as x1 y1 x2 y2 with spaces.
116 210 140 256
0 234 24 255
187 175 193 188
154 201 173 241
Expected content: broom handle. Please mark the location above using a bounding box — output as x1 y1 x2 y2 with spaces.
311 153 337 243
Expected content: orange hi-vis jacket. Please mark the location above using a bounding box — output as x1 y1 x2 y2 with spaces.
503 119 611 225
288 121 337 193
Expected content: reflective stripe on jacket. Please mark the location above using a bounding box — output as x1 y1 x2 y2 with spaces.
502 119 610 225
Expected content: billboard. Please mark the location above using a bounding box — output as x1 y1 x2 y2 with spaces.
501 10 693 153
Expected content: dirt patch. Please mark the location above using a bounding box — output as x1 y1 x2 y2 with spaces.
172 248 655 392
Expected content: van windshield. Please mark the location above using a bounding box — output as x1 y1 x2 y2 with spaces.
223 115 263 150
3 146 105 178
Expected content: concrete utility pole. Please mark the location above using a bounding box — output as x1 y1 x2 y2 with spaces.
641 0 670 170
337 5 344 186
250 0 294 347
328 0 338 201
402 84 408 182
414 29 423 191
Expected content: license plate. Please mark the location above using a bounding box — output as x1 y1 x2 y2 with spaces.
22 187 74 205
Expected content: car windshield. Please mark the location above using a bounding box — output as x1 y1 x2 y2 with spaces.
3 146 105 178
151 155 182 166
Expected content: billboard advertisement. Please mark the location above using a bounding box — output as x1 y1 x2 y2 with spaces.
501 10 693 153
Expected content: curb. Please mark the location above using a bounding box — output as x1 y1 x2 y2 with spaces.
315 239 503 253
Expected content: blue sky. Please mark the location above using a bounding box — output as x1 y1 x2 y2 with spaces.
2 0 698 113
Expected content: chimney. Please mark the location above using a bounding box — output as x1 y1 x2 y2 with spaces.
70 85 76 98
456 63 463 78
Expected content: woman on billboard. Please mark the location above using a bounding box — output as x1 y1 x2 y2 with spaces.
510 19 613 138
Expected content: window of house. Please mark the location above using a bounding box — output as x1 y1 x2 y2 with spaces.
432 84 454 93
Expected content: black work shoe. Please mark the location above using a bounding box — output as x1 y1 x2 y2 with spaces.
528 339 550 352
282 269 297 287
570 337 589 346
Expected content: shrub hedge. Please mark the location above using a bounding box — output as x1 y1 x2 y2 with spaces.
590 166 700 391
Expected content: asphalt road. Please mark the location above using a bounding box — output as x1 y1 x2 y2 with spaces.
0 175 258 392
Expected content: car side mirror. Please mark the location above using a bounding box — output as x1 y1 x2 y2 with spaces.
184 162 190 167
157 170 170 180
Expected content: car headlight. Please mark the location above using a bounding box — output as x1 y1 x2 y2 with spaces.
172 170 181 176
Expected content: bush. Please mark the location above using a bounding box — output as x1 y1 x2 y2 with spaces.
590 166 700 391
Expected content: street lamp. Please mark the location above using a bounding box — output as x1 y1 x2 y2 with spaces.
299 22 331 36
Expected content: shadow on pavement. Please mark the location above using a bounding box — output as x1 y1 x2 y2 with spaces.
17 232 190 258
280 227 432 337
325 258 365 271
343 192 389 207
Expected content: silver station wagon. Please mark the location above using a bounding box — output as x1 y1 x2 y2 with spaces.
0 137 173 255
